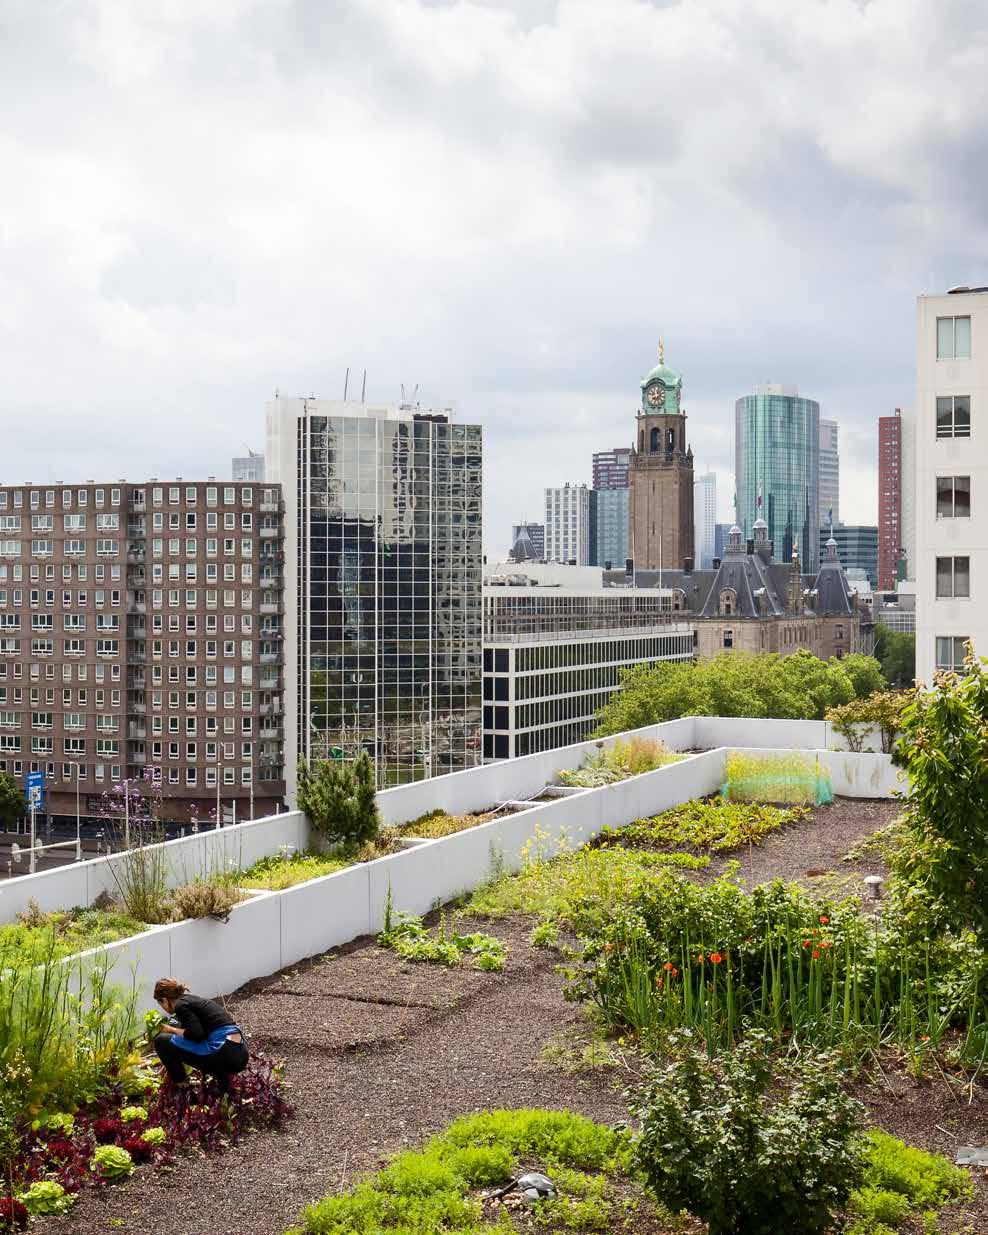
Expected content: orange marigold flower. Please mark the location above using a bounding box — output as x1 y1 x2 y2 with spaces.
812 949 821 960
710 952 723 965
671 966 679 978
819 915 830 925
697 953 705 964
803 940 812 949
663 961 675 972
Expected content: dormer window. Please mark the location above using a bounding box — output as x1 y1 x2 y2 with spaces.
719 588 737 617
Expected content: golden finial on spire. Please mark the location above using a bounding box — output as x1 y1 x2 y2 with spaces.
658 338 665 365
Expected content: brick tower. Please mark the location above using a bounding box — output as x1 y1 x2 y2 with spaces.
629 341 695 571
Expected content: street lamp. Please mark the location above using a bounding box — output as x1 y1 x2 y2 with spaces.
66 760 82 862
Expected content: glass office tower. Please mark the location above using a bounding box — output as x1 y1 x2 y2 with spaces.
735 385 821 571
267 399 483 792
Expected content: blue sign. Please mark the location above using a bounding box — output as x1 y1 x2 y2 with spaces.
25 771 45 811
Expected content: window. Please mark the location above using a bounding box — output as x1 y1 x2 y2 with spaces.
936 556 970 599
936 476 971 519
935 635 968 671
723 629 734 649
937 315 971 360
936 395 971 439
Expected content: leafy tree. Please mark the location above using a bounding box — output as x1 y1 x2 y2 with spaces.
839 652 887 698
874 623 915 687
595 650 862 734
892 648 988 948
297 751 380 849
0 771 27 829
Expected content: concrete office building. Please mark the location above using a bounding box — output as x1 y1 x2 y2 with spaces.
233 452 265 483
482 562 693 759
694 471 717 568
819 525 878 589
915 287 988 679
878 410 904 590
544 483 592 565
511 522 545 561
819 419 840 527
736 384 821 572
266 397 483 795
0 480 286 827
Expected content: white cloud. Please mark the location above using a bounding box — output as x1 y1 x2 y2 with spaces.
1 0 986 550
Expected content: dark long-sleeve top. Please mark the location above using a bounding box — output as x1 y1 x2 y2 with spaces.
172 993 235 1043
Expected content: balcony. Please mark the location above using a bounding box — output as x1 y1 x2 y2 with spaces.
128 602 146 615
130 751 147 765
259 703 282 717
128 625 147 639
128 723 147 739
260 652 282 665
260 602 281 615
130 499 146 512
260 500 280 513
126 549 146 564
259 673 279 689
129 703 147 715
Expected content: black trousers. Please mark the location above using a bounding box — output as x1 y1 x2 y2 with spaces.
154 1034 249 1088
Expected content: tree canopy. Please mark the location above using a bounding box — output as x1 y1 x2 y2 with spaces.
873 623 915 688
0 770 28 829
594 650 885 735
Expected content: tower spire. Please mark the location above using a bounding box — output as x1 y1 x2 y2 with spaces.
658 338 665 365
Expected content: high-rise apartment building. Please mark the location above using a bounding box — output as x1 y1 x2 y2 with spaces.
592 447 631 491
878 410 903 589
693 472 716 568
266 397 483 795
915 287 987 680
0 480 286 826
511 522 545 560
714 523 731 561
820 524 878 589
233 452 265 483
819 419 840 527
544 483 592 565
629 345 695 571
735 384 821 572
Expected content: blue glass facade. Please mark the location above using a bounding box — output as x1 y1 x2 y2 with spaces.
594 487 629 569
735 390 820 571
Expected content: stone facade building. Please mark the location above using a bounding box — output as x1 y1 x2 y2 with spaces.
629 344 695 572
604 520 869 661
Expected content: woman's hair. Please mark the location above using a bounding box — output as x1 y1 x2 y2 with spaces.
153 978 189 1002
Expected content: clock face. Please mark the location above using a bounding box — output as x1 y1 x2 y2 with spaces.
647 384 665 408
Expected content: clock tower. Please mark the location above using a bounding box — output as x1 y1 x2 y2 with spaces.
629 341 695 571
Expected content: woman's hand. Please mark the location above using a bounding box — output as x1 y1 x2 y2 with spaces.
157 1023 185 1037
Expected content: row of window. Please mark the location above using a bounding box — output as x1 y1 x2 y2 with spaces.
0 639 122 657
0 514 121 532
0 564 121 583
0 760 265 788
0 489 124 510
0 540 121 558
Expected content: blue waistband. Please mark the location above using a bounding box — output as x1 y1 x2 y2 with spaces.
173 1024 242 1057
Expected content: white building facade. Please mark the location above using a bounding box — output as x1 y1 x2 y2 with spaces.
915 288 988 680
693 471 717 568
544 483 591 565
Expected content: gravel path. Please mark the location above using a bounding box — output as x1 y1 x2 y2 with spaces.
42 797 987 1235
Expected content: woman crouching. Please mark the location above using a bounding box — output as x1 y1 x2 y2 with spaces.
152 977 248 1093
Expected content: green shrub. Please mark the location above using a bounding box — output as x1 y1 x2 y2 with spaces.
378 902 506 971
631 1030 865 1235
297 751 381 849
0 906 149 967
168 880 242 922
398 809 491 839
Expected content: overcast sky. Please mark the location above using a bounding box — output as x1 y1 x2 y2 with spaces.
2 0 987 553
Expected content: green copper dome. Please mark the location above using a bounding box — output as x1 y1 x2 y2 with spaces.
640 359 682 389
639 340 683 415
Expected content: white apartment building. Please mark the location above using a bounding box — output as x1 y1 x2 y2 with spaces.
693 471 716 568
915 287 988 679
544 483 591 565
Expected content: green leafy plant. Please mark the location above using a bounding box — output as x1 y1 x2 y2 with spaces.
397 808 494 839
120 1105 147 1123
297 751 381 849
892 649 988 949
599 798 807 855
827 689 913 754
631 1029 865 1235
236 849 350 890
0 906 150 967
141 1126 167 1146
378 906 506 970
18 1180 74 1216
91 1144 135 1180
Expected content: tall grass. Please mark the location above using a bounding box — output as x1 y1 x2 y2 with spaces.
0 935 139 1119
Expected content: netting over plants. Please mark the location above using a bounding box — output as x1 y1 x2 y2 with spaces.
721 751 832 806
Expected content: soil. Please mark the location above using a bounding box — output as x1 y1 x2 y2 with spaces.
41 798 988 1235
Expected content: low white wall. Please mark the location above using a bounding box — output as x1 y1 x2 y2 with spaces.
0 811 308 925
696 716 828 750
824 722 890 754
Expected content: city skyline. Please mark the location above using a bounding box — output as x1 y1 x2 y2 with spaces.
2 2 975 565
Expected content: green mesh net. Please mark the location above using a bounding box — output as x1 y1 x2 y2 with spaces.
721 751 833 806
